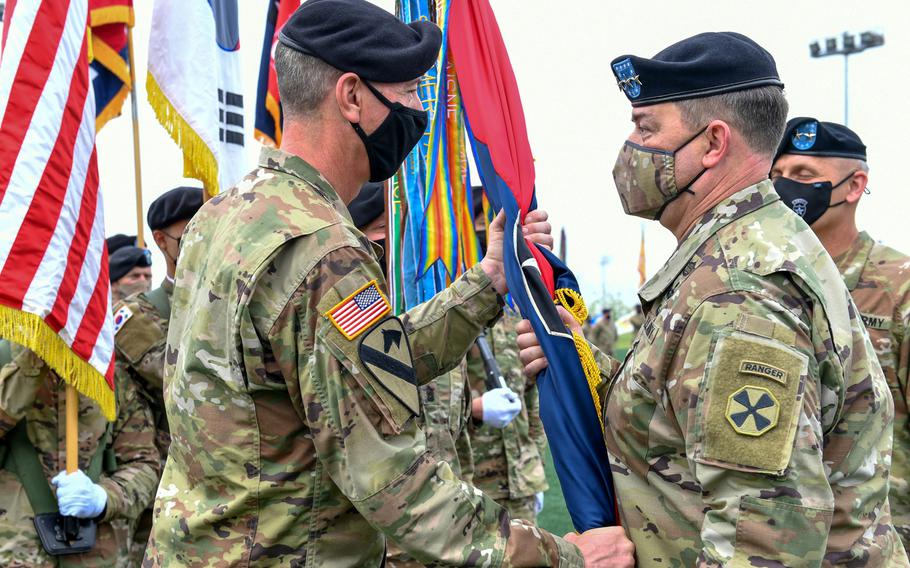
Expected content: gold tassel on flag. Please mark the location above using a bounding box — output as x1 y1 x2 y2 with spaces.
0 306 115 420
146 74 220 196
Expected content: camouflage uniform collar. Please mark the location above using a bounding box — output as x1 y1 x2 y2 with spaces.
833 231 874 291
258 147 348 218
162 277 174 295
639 179 780 303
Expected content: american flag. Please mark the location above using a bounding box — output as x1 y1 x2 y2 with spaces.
326 281 391 340
0 0 116 419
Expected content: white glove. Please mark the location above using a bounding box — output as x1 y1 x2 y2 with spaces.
481 388 521 428
534 491 545 514
52 470 108 519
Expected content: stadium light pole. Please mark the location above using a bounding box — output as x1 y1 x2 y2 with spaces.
809 31 884 126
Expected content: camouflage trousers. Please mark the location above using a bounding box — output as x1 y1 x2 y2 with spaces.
385 495 539 567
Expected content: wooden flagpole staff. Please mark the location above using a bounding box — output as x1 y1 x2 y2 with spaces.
66 385 78 473
128 27 145 248
64 26 145 476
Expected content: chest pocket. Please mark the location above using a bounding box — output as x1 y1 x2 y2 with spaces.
695 316 808 476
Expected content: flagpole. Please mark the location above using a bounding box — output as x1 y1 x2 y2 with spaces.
127 27 146 247
66 385 78 473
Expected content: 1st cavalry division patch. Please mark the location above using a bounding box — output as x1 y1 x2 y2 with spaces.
326 280 391 340
358 317 419 417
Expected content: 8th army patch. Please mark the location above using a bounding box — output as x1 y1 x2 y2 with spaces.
698 328 808 475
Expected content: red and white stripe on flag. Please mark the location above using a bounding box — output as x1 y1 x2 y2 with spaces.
0 0 116 420
326 280 391 341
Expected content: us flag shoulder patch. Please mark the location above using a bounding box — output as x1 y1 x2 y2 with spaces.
326 280 391 340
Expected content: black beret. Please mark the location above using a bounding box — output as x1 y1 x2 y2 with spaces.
774 117 867 161
109 246 152 282
278 0 442 83
348 182 385 229
147 186 204 231
611 32 783 107
106 234 136 255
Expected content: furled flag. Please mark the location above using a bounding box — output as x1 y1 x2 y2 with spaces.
419 0 480 282
0 0 116 419
394 0 447 310
88 0 132 131
449 0 616 531
254 0 297 147
638 225 646 286
147 0 247 196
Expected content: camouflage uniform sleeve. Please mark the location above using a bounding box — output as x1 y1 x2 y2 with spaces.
900 298 910 423
113 297 167 392
591 343 620 404
0 347 47 435
401 264 503 384
669 292 835 566
455 368 476 484
98 369 161 522
280 245 582 567
526 383 547 461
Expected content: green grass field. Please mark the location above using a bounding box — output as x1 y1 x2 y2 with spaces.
536 332 631 536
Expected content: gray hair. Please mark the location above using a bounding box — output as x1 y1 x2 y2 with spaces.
274 43 343 118
675 86 789 158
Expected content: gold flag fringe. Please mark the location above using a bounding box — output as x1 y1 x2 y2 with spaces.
146 72 219 197
555 289 604 432
0 305 116 421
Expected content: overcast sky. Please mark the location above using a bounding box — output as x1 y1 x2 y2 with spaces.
37 0 910 307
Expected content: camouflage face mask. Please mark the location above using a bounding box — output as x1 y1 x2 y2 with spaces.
611 127 707 220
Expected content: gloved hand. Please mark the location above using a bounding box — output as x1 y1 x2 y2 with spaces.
534 491 545 514
52 470 107 519
481 388 521 428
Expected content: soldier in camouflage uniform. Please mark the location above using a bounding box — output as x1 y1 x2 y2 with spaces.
520 32 907 565
113 186 204 562
589 309 618 357
467 309 548 523
348 183 478 567
109 246 153 305
0 343 160 567
144 1 632 566
773 118 910 552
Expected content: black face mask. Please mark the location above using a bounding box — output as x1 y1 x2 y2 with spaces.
773 171 855 226
351 82 428 183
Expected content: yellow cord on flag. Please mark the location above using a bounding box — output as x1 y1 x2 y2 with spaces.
554 288 588 325
146 73 220 197
0 305 116 421
572 331 604 432
555 288 603 432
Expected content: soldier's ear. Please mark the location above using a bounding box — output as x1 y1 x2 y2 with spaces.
335 73 364 124
845 170 867 204
702 120 731 169
151 230 168 254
